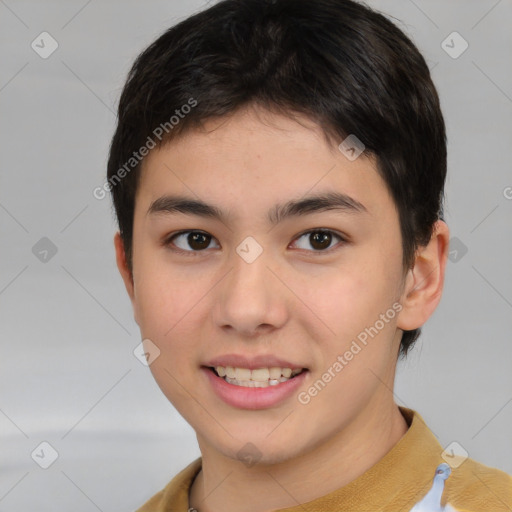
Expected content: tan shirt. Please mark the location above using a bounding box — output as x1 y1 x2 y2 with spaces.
135 408 512 511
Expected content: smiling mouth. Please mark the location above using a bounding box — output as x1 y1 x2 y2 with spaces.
208 366 307 388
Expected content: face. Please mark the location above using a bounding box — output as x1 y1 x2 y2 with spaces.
118 106 422 464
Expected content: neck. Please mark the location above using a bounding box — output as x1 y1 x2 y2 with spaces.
189 399 408 512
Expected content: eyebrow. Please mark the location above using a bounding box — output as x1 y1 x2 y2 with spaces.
147 191 368 225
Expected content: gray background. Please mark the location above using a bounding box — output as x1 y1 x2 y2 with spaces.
1 0 511 510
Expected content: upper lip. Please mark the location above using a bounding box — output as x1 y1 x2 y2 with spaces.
204 354 307 370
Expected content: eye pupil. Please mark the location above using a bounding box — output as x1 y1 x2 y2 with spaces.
310 231 331 250
188 232 210 250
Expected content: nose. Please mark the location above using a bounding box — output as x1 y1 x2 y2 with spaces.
212 246 289 338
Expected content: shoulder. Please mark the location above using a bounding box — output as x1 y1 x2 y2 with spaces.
135 458 202 512
397 408 512 512
445 456 512 512
135 488 166 512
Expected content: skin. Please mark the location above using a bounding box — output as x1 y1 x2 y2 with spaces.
115 105 449 512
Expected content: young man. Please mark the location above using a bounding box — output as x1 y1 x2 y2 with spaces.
107 0 512 510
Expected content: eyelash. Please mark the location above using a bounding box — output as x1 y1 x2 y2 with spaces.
162 229 347 256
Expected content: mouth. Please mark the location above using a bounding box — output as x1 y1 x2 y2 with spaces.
207 365 307 388
202 360 309 409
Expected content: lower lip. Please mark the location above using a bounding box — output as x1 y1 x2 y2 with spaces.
202 367 308 410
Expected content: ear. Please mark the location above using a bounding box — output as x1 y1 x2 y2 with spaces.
396 220 450 331
114 232 138 324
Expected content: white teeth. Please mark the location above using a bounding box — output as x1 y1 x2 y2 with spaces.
269 367 282 379
251 368 270 381
213 365 304 387
225 377 269 388
235 368 251 381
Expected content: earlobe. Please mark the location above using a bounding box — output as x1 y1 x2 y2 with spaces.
114 232 136 305
396 220 450 331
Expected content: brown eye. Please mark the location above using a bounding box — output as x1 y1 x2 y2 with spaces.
166 231 219 252
309 231 332 250
292 229 344 252
187 232 211 250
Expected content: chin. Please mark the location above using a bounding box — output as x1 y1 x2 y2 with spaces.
199 428 312 468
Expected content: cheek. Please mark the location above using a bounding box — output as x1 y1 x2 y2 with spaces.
132 255 211 372
133 252 196 336
133 265 203 405
134 278 173 339
297 263 394 339
295 255 402 390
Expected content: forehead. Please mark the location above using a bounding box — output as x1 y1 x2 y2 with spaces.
136 107 395 221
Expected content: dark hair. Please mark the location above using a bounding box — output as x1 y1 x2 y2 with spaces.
107 0 447 356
